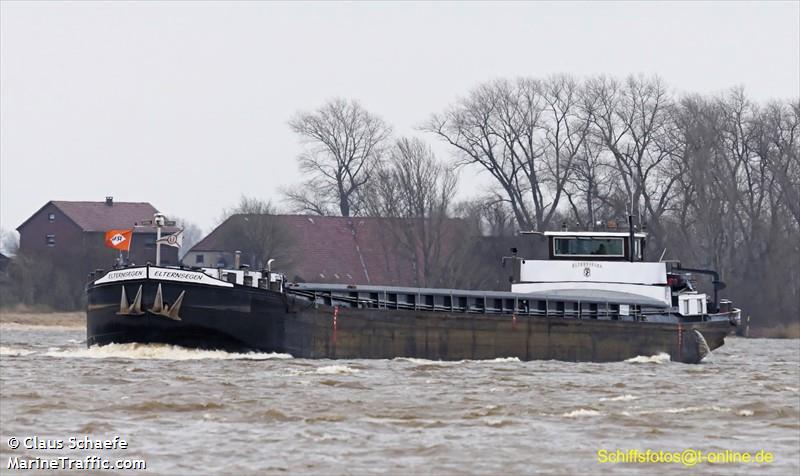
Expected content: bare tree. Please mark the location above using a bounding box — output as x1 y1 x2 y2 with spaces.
710 89 775 272
428 74 798 332
282 187 335 217
583 75 683 250
217 196 295 270
665 89 799 331
670 94 737 274
426 75 590 231
287 98 392 217
363 137 465 287
761 100 800 226
0 228 19 257
427 79 534 228
454 194 517 237
563 137 616 228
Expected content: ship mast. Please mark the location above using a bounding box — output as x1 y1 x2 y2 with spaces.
628 214 635 263
154 213 165 266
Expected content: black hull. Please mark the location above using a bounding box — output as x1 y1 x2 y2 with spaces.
87 279 737 364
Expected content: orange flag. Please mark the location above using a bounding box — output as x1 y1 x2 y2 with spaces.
105 229 133 251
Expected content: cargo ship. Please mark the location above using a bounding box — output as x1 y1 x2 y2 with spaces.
86 224 740 364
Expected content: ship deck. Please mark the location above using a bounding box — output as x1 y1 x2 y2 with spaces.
284 282 688 322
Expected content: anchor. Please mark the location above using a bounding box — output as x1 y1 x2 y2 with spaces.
147 284 185 321
117 285 144 316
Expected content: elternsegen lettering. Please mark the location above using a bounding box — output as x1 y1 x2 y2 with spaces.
108 270 145 278
152 271 203 280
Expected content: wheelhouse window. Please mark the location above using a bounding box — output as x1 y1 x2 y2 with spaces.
144 236 156 249
45 234 55 246
553 237 624 257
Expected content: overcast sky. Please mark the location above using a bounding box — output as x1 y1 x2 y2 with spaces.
2 1 798 235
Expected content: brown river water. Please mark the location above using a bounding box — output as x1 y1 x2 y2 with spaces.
0 323 798 475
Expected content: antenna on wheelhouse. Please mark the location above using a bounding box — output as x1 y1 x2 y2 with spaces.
628 192 636 263
154 213 165 266
628 214 636 263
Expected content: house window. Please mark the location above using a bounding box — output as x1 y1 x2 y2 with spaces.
195 254 205 264
48 213 55 223
46 234 55 246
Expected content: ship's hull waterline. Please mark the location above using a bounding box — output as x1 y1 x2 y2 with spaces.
87 277 738 364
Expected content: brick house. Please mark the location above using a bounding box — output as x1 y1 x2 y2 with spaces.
184 214 477 288
16 197 179 272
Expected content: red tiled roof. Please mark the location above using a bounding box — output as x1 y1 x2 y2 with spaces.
190 215 467 287
50 201 161 232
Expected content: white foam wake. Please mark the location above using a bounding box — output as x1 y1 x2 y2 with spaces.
478 357 522 363
622 405 733 416
0 345 36 357
393 357 521 365
287 365 361 376
599 394 639 402
44 343 293 361
314 365 360 375
393 357 443 365
624 352 671 364
562 408 601 418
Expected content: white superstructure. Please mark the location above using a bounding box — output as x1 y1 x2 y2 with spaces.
511 230 704 312
512 260 672 306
